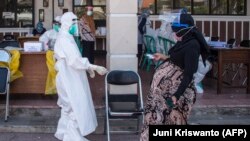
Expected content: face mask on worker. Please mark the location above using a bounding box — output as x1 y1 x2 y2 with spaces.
68 24 78 36
53 24 60 32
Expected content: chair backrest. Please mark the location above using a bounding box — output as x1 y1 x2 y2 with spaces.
0 40 19 48
107 70 139 85
226 38 236 48
240 40 250 47
227 38 236 45
143 35 156 54
0 67 9 94
0 49 11 63
211 36 219 41
158 36 175 55
3 35 15 41
105 70 144 111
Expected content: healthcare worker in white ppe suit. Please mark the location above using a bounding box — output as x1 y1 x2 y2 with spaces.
40 16 61 51
54 12 108 141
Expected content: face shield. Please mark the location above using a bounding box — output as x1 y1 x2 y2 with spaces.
158 11 178 31
171 14 189 29
68 19 80 36
168 9 195 38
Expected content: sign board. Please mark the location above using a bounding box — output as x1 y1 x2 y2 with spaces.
2 12 14 19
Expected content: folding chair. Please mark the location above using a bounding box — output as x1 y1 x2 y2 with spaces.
105 70 144 141
238 40 250 85
0 49 11 121
158 36 175 55
0 35 19 49
140 35 157 71
210 36 219 41
221 39 249 85
227 38 236 47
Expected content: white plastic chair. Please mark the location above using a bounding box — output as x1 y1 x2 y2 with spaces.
0 49 11 121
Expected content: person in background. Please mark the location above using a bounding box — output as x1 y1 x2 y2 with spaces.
156 16 174 42
54 12 108 141
39 16 61 51
79 6 96 64
140 12 209 141
193 56 212 94
33 21 46 36
138 8 151 59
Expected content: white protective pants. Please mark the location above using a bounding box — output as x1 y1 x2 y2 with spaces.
54 76 89 141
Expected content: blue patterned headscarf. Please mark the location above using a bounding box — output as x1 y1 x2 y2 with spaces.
36 22 44 33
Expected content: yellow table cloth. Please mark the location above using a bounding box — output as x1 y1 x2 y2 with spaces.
0 50 23 82
45 50 57 95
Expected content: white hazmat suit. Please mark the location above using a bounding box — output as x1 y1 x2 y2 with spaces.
39 16 61 51
54 12 107 141
193 56 212 93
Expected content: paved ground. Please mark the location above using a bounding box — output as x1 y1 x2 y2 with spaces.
0 133 139 141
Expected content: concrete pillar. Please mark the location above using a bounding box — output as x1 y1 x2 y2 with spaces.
106 0 138 71
106 0 138 93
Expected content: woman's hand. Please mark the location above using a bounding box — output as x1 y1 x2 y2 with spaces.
171 96 177 105
153 53 169 61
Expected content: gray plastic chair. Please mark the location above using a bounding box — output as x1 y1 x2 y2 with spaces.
105 70 144 141
0 49 11 121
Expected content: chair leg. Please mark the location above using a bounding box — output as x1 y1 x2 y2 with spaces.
243 77 247 86
5 83 10 122
146 59 152 72
139 50 145 67
104 115 107 135
141 57 147 70
136 117 140 134
106 115 110 141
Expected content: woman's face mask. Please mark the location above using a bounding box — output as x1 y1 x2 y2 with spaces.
87 10 93 16
68 24 78 35
173 32 182 42
173 26 195 41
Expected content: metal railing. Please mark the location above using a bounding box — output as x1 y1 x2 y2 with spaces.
149 15 250 42
0 28 33 37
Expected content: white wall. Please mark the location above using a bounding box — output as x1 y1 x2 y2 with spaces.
34 0 73 29
54 0 73 19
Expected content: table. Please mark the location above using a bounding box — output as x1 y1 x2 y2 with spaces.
10 51 48 94
210 47 250 94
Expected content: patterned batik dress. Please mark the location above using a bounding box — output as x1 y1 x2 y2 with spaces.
140 60 197 141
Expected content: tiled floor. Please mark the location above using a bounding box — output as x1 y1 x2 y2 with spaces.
0 53 250 108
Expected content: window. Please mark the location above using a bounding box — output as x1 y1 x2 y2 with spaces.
193 0 209 14
141 0 246 15
174 0 191 12
211 0 227 14
0 0 34 27
156 0 173 14
229 0 245 15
